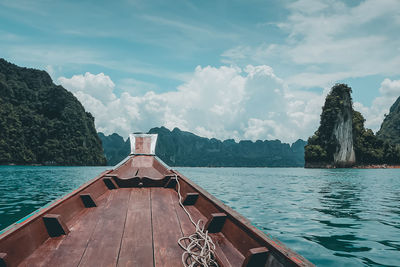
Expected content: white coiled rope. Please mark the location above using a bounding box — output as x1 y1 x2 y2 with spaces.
173 173 219 267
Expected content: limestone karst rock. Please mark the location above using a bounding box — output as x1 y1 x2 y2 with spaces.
332 88 356 167
305 84 356 167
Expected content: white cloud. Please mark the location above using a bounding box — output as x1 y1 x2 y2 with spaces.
57 72 116 104
222 0 400 88
244 118 282 141
379 79 400 97
58 65 326 143
354 78 400 132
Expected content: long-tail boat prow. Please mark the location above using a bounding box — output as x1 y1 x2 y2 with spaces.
0 133 314 267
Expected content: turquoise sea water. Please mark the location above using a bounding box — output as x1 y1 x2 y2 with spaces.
1 166 399 266
177 167 400 267
0 166 109 232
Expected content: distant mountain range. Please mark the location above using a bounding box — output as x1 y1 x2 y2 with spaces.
99 127 307 167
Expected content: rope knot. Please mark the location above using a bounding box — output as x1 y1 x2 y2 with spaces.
174 174 219 267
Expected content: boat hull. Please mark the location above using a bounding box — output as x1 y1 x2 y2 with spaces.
0 155 313 267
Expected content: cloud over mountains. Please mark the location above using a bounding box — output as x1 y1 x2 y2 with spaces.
58 65 326 142
58 64 400 143
14 0 397 143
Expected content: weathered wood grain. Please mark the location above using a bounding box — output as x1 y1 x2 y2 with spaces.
18 191 113 267
117 188 153 267
78 189 130 267
172 191 245 267
151 188 183 267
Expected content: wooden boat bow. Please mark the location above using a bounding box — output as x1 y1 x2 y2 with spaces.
0 133 314 267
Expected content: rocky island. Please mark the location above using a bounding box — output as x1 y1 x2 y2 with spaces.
305 83 400 168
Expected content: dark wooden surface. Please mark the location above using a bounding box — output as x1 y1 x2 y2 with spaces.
117 188 153 267
152 188 184 267
18 188 242 267
78 188 130 267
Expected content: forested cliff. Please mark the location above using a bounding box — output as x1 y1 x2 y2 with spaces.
0 59 106 165
377 96 400 145
305 84 400 167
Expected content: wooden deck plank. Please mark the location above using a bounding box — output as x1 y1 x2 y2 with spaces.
171 195 229 267
172 191 245 267
172 193 196 237
78 188 131 267
117 188 153 267
138 167 163 178
212 232 245 267
17 236 64 267
18 191 113 267
45 191 114 267
151 188 184 267
184 206 245 266
171 192 204 266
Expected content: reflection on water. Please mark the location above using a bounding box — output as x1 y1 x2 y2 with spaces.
303 234 371 253
308 177 368 255
178 167 400 267
1 166 399 266
316 180 363 220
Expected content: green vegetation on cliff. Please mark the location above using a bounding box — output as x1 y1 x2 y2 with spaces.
0 59 106 165
352 111 384 164
305 84 352 164
99 127 307 167
377 96 400 145
98 132 129 165
305 84 400 167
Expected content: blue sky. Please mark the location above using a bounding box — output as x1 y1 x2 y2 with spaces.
1 0 400 142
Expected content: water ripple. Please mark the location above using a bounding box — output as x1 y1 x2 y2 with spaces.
1 166 399 266
0 165 108 231
177 167 400 267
